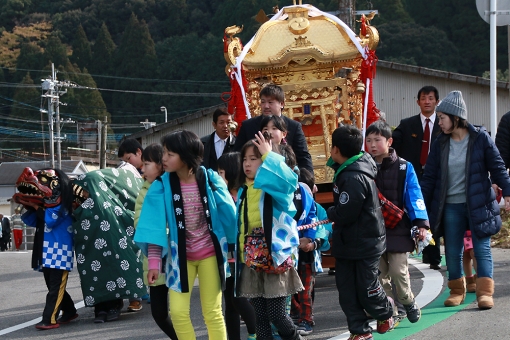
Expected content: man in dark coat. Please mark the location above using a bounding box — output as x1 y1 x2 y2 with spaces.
392 86 441 182
495 110 510 169
201 108 236 171
234 84 313 173
392 85 442 270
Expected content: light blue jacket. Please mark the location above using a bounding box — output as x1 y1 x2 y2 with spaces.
237 151 299 267
134 167 237 293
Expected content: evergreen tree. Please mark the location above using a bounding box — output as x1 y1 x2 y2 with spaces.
377 22 461 73
359 0 413 25
155 32 228 121
11 73 40 121
63 63 111 122
91 22 116 75
9 73 43 151
112 13 158 125
0 0 32 31
54 62 113 149
146 0 188 40
17 42 45 73
91 22 116 110
70 24 92 70
43 34 69 69
404 0 507 76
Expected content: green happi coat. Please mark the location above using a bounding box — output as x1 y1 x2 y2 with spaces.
72 167 146 306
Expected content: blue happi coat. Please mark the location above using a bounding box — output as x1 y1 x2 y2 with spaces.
237 151 300 267
134 167 237 293
23 205 74 271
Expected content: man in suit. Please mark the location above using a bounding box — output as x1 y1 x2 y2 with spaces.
392 85 442 270
201 108 236 171
234 84 313 173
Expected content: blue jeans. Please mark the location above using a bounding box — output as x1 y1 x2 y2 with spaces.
443 203 493 280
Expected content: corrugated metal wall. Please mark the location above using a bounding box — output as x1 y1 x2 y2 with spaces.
373 68 510 132
136 68 510 146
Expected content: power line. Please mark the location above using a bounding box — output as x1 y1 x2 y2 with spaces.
0 80 225 97
1 66 230 86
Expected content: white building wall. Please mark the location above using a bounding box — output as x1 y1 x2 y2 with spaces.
373 66 510 133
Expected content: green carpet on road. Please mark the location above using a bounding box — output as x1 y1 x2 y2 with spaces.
373 290 477 339
374 256 477 339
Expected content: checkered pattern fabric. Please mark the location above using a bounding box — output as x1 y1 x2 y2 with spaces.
43 241 73 271
291 263 315 323
378 191 404 229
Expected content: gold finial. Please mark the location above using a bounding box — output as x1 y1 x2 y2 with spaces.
293 0 303 5
356 11 377 26
224 25 243 39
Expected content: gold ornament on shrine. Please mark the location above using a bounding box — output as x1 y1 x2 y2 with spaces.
224 4 379 183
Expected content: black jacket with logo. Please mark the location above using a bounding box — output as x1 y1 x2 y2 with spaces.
327 152 386 260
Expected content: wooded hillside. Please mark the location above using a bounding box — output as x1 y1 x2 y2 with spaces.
0 0 506 152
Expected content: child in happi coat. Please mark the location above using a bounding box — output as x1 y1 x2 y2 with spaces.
135 130 237 340
134 143 178 339
237 132 304 340
217 152 257 340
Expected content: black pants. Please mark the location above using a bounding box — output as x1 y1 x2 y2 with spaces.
149 285 178 339
41 268 75 324
94 299 123 316
251 296 298 340
422 235 442 266
224 268 257 339
335 257 393 335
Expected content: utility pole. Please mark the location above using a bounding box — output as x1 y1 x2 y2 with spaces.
41 63 73 169
338 0 355 30
41 65 56 168
100 116 107 169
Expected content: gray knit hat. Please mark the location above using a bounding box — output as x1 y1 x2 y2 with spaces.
436 90 467 119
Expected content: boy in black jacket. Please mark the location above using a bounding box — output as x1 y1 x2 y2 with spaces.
326 126 395 340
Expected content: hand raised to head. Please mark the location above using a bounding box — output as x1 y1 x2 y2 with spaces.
253 131 272 156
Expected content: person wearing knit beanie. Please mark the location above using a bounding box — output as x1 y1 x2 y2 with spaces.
421 88 510 312
436 90 467 120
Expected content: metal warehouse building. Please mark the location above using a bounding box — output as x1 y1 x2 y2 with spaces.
128 61 510 146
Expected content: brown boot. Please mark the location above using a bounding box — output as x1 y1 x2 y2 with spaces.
466 275 477 293
476 277 494 309
444 277 466 307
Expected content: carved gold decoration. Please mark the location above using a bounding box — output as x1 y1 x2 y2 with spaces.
314 168 326 182
356 82 365 93
289 17 310 35
225 25 243 38
227 38 242 66
223 25 244 72
224 4 376 183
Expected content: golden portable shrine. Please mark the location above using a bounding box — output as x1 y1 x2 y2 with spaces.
223 1 380 190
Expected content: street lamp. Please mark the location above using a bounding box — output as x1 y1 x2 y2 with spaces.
160 106 167 123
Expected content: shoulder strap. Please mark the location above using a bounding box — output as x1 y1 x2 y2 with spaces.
397 158 407 209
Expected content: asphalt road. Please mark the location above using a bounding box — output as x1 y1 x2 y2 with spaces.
2 248 510 339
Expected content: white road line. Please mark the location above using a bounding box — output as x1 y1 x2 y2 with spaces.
1 260 443 337
0 301 85 336
327 257 444 340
